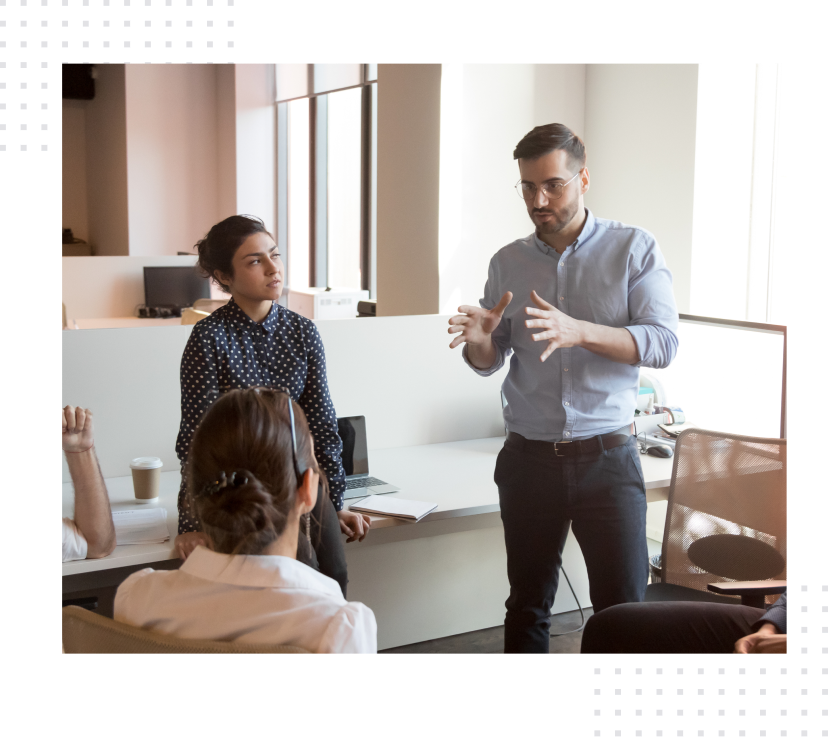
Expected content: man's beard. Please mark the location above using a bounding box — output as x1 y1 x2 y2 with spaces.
532 197 578 234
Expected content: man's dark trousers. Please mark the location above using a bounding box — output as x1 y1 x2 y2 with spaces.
495 432 649 653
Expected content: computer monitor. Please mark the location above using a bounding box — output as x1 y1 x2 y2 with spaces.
143 266 210 309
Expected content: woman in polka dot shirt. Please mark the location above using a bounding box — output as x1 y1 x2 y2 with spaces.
173 215 370 595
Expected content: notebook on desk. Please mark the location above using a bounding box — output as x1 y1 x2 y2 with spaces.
349 495 437 522
338 416 400 500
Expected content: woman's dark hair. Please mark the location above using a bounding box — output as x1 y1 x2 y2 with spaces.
186 388 325 555
513 123 586 173
194 215 273 294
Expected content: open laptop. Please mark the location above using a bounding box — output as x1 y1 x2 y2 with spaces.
338 416 400 500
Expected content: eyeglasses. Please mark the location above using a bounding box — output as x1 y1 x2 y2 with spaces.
515 170 581 201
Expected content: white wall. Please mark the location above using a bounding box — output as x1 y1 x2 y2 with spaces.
584 65 699 314
64 64 275 257
439 64 586 314
61 315 506 481
233 65 276 229
376 64 443 317
85 64 130 256
215 65 238 220
62 100 89 243
63 255 199 320
125 65 221 257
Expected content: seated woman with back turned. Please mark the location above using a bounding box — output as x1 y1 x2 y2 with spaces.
114 387 377 653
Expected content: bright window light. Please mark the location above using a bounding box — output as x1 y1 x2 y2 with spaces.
770 64 828 325
690 59 828 325
288 97 310 288
327 87 363 289
689 64 757 321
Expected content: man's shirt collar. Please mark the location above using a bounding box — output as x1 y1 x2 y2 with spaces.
533 207 596 255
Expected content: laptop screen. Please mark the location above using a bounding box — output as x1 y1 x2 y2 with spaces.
337 416 369 477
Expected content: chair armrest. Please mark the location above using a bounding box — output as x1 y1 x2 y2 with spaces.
707 580 786 609
750 635 828 655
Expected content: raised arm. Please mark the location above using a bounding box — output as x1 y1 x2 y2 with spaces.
449 258 514 375
62 406 116 558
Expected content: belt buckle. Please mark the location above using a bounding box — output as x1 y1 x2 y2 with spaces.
553 441 572 457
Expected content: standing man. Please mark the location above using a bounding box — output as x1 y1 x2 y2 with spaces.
448 123 678 653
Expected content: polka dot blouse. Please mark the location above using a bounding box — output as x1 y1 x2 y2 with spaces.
175 298 346 534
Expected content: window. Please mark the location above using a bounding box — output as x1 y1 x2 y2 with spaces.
691 64 828 325
276 65 377 296
286 97 310 289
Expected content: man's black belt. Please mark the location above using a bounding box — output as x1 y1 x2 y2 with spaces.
505 425 633 458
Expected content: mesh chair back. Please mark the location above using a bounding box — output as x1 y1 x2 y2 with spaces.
62 606 311 654
662 429 786 604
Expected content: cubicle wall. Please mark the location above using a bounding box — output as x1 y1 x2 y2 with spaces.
62 314 506 482
62 255 226 321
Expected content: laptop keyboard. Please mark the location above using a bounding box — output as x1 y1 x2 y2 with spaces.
345 476 386 489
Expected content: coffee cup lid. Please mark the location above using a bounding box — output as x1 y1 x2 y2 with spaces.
130 457 163 470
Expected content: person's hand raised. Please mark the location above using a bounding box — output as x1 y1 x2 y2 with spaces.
448 292 513 349
62 406 95 453
524 290 584 361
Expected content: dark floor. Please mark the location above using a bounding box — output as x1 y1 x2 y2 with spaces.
379 607 595 654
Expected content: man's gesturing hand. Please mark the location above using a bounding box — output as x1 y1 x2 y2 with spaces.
525 290 584 362
447 291 513 349
62 405 95 453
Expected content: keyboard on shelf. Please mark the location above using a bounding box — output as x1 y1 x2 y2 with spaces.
345 477 386 489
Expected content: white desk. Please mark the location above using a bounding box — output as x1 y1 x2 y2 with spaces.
70 317 183 329
62 436 673 648
62 435 672 576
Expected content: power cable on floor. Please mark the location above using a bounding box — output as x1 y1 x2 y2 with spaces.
548 565 587 636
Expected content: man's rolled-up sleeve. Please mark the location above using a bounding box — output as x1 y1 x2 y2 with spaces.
625 233 679 369
755 592 787 634
462 258 511 377
62 518 88 562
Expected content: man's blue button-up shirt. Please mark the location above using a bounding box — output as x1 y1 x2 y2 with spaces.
464 209 679 442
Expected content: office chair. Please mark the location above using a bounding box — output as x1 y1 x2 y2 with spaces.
62 606 311 654
645 428 786 609
708 580 828 655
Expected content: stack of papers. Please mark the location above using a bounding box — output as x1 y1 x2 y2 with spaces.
113 507 170 545
349 495 437 522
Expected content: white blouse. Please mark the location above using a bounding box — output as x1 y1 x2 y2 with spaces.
114 546 377 654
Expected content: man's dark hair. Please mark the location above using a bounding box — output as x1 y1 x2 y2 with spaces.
513 123 586 173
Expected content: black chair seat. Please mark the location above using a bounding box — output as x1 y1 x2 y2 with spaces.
645 582 745 606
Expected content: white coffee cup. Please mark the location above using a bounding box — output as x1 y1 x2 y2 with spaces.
130 457 163 503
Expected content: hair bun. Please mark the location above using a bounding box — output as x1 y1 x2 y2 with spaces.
197 470 288 554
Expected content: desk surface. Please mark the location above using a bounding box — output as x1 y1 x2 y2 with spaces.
71 317 183 329
62 435 673 577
